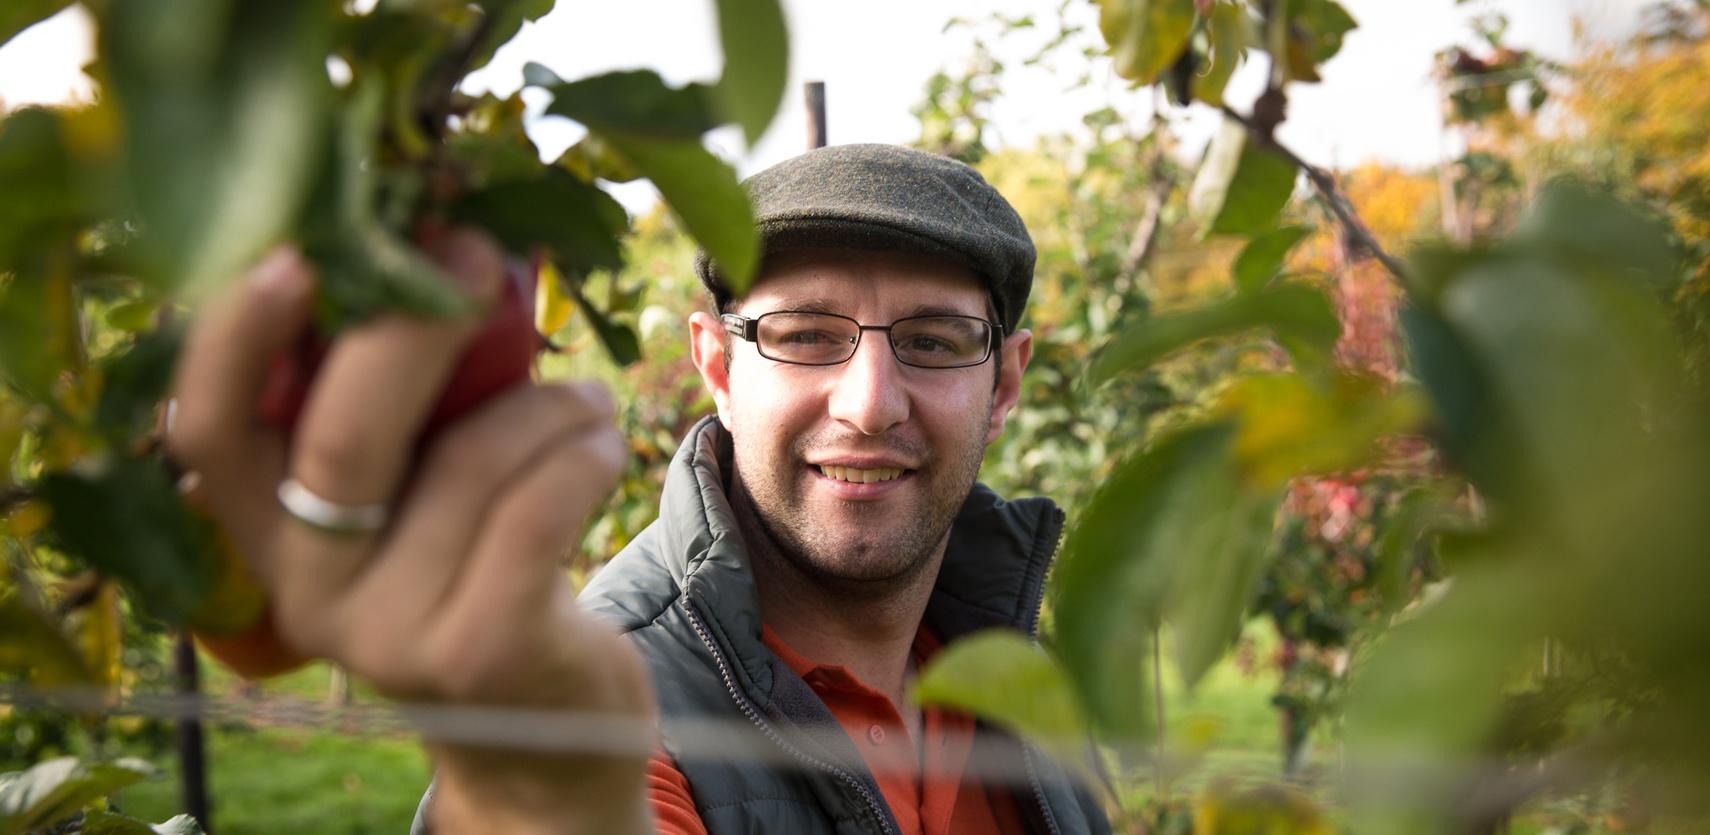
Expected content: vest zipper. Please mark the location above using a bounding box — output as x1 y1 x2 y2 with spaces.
1021 504 1068 835
683 601 900 835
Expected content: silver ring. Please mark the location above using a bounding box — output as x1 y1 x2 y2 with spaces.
276 478 389 536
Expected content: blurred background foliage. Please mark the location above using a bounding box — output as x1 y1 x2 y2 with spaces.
5 0 1710 833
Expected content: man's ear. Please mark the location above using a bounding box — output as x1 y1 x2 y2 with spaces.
986 328 1032 445
688 311 736 428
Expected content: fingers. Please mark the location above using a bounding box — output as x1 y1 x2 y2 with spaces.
349 382 618 630
169 247 316 479
432 414 627 654
289 228 505 506
275 229 505 615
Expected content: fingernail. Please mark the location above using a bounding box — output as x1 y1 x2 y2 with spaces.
252 247 309 293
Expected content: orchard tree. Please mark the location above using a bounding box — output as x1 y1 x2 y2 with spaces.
0 0 786 829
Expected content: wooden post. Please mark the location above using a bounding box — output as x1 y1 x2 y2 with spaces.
805 81 827 149
173 632 212 831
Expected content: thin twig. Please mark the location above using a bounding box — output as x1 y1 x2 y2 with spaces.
1220 105 1413 283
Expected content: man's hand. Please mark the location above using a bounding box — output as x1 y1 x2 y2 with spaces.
166 232 654 834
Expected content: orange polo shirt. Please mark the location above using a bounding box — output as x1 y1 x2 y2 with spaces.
647 625 1028 835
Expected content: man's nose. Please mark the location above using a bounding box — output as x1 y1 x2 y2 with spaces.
826 331 909 436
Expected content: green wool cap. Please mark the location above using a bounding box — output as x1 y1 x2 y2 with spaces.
696 143 1037 332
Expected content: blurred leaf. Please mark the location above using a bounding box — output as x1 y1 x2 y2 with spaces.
1514 178 1682 285
0 108 100 273
1189 119 1297 236
1159 458 1278 688
1193 2 1248 106
914 630 1090 766
564 272 641 367
65 582 124 689
92 325 181 443
101 0 333 298
39 457 215 625
301 79 465 327
1232 224 1311 294
1099 0 1197 84
1280 0 1357 82
712 0 789 146
0 756 158 835
1087 284 1338 389
450 167 628 274
555 134 642 184
81 809 206 834
464 0 556 73
1051 424 1230 739
0 1 72 49
1218 373 1428 488
532 65 719 140
0 246 83 404
607 136 759 294
103 301 159 333
0 593 94 687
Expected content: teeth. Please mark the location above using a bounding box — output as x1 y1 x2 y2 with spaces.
820 465 903 484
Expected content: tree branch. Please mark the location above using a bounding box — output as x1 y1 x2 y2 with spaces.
1220 105 1413 283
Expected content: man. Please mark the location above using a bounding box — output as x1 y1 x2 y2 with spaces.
170 144 1107 834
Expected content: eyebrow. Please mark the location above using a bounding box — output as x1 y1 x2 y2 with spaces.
765 299 983 319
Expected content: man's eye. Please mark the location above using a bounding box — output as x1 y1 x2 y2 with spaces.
900 334 957 353
778 329 842 345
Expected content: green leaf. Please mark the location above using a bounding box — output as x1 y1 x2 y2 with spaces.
300 79 465 327
102 0 334 298
465 0 556 73
1164 476 1280 688
0 108 98 273
1051 424 1230 740
1086 284 1338 389
1188 118 1298 236
80 810 206 835
0 594 94 687
1293 0 1358 65
914 631 1090 765
0 757 159 835
712 0 790 145
39 457 216 625
1514 178 1682 284
564 273 642 367
531 66 719 140
1192 1 1248 106
0 247 82 404
1232 225 1311 294
450 167 629 274
1218 372 1428 488
0 1 72 50
605 136 760 294
93 326 183 443
1098 0 1198 84
554 135 642 184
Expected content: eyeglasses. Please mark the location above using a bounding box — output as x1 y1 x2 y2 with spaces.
721 311 999 369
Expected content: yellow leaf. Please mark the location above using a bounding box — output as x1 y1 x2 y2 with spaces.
2 499 52 539
535 258 576 338
187 520 268 636
66 582 124 689
1219 373 1426 487
1194 780 1334 835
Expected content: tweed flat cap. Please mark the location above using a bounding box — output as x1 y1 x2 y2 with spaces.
696 143 1037 332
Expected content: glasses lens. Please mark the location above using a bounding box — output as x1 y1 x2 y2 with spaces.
756 313 859 365
891 316 992 368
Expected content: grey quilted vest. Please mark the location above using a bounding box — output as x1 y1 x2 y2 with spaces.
414 417 1110 834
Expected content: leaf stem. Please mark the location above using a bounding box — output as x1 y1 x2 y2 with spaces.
1220 105 1413 283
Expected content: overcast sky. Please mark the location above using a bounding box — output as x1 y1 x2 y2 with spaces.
0 0 1651 210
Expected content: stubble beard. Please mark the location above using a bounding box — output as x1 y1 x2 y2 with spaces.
729 406 993 598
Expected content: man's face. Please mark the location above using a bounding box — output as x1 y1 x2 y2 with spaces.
689 249 1031 591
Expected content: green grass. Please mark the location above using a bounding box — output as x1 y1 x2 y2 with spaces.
106 657 430 835
114 725 429 835
91 630 1653 834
